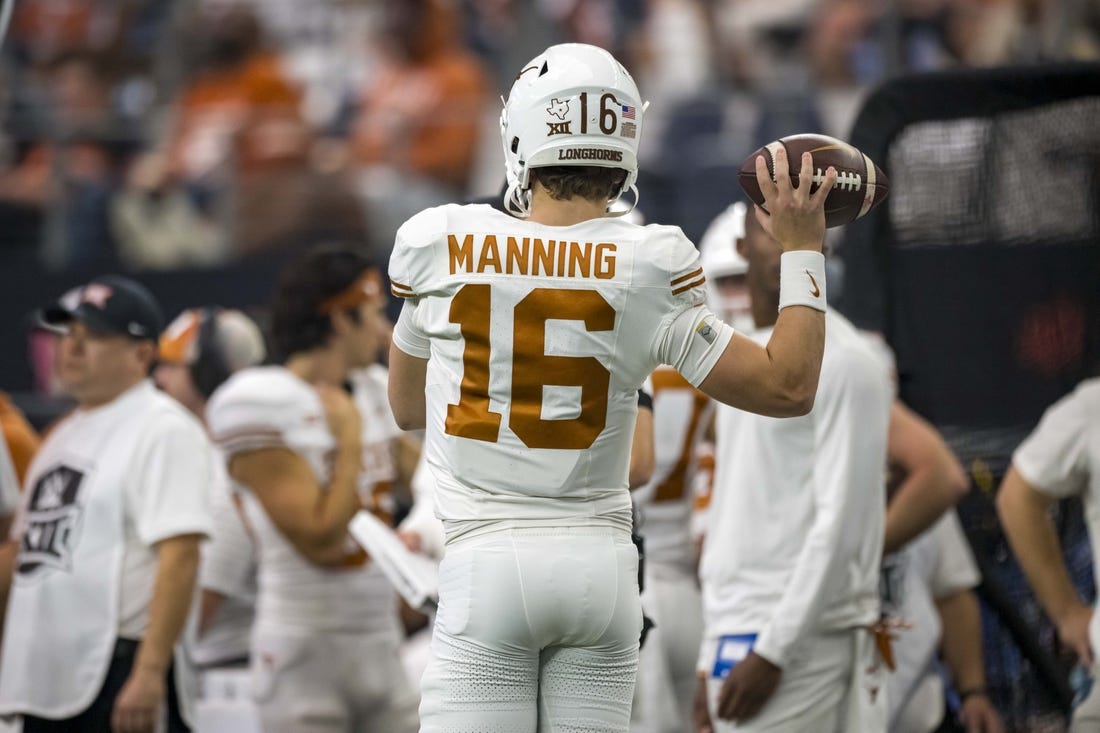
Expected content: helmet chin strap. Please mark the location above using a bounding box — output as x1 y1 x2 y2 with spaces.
504 181 532 218
505 179 641 221
605 183 640 218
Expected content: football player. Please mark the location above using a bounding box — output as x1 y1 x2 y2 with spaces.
386 44 837 732
630 201 754 733
693 205 893 732
205 248 418 733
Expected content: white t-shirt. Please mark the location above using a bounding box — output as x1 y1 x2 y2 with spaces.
885 511 981 732
1012 377 1100 653
389 203 734 532
634 366 715 571
699 311 892 667
206 366 400 636
0 380 212 717
195 455 257 667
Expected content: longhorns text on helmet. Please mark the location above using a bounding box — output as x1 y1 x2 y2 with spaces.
500 44 647 218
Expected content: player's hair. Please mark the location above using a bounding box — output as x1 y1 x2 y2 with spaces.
270 245 373 360
530 166 626 204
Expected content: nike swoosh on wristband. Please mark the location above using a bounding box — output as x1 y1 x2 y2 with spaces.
805 270 821 298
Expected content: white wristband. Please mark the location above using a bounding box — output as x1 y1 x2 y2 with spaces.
778 251 827 312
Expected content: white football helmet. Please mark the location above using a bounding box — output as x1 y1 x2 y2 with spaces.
500 43 646 218
700 202 753 330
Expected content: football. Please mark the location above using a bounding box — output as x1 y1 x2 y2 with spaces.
738 134 889 228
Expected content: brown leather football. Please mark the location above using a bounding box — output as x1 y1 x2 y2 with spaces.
738 134 890 228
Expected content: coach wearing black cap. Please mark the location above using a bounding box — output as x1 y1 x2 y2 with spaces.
0 275 213 733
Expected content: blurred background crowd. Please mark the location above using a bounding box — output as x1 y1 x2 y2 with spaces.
1 0 1097 275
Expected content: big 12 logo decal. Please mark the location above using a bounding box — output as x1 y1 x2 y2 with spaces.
18 465 86 577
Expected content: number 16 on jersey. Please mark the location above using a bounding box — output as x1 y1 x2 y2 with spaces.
445 283 616 451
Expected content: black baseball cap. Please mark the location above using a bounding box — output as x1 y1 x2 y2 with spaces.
39 275 165 341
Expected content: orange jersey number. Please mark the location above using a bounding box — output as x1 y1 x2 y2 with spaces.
650 369 712 504
445 284 615 449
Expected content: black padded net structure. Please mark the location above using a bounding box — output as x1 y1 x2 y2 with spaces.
841 63 1100 728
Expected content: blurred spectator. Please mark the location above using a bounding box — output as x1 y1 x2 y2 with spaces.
351 0 490 258
626 0 714 159
0 51 134 266
8 0 117 65
805 0 877 137
197 0 379 130
111 152 226 269
165 7 306 189
117 5 369 264
352 0 488 189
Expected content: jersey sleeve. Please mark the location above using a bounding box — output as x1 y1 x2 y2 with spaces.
1013 386 1092 498
392 300 431 359
388 206 447 300
207 375 300 457
651 232 735 387
129 409 213 545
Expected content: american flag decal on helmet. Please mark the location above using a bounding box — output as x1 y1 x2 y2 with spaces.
621 104 636 120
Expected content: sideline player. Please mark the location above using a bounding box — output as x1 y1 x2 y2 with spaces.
997 378 1100 732
206 248 418 733
386 43 837 732
155 308 266 673
693 205 893 732
631 364 714 733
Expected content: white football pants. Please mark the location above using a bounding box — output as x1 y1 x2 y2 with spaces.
631 562 703 733
418 526 643 733
700 628 886 733
250 626 419 733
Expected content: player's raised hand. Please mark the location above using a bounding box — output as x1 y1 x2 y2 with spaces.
317 384 362 450
754 148 836 253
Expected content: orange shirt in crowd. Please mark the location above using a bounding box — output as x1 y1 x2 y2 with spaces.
352 51 488 190
352 0 489 191
168 53 308 181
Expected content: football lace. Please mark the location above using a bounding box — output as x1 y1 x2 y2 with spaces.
813 168 861 191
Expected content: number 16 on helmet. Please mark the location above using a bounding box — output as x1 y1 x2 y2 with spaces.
500 43 647 218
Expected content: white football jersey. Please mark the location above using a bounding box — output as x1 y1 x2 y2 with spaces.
635 367 715 570
389 203 734 528
350 364 402 524
195 455 256 667
884 511 980 730
207 367 398 635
